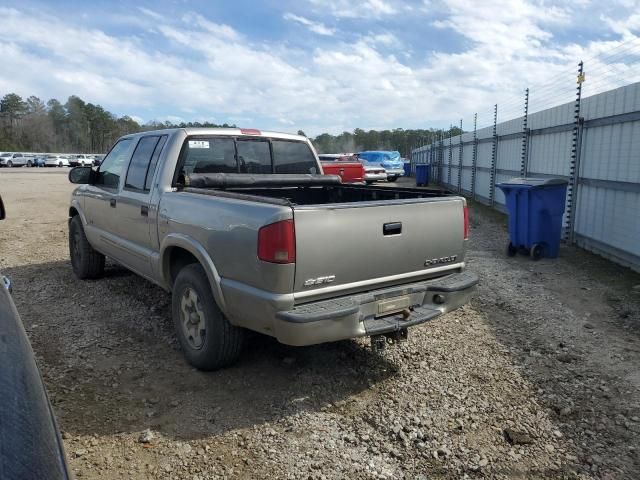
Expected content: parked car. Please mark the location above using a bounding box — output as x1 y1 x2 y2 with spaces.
92 155 104 166
32 155 47 167
67 127 477 371
319 154 365 183
45 155 71 167
69 154 94 167
0 152 29 167
0 195 71 480
358 151 405 181
357 158 388 184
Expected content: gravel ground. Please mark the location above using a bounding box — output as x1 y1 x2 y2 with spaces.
1 169 639 479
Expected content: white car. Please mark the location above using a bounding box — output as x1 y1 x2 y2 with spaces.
45 155 71 167
69 154 94 167
0 152 29 167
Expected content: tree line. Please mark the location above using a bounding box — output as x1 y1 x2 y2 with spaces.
0 91 461 156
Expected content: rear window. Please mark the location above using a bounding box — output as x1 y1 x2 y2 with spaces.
273 140 317 174
177 136 318 180
182 138 237 175
236 140 271 174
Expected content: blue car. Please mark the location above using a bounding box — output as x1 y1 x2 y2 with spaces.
357 151 405 182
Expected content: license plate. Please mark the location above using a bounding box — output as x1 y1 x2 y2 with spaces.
376 296 410 317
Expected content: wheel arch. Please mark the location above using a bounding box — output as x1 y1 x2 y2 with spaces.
160 234 227 312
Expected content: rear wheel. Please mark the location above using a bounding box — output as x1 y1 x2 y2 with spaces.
530 243 543 261
58 161 63 167
388 177 398 182
172 264 245 370
7 160 12 168
69 216 105 279
27 160 33 167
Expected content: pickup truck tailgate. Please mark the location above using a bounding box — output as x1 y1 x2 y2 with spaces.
293 197 466 297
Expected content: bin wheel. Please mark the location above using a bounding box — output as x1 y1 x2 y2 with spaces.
507 242 517 257
530 244 543 261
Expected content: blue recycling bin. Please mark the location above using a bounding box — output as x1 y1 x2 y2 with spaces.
496 178 568 260
415 164 430 186
403 162 412 177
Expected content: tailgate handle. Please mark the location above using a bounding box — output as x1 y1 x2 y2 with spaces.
383 222 402 236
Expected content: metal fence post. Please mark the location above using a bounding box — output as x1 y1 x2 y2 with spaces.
471 113 478 200
439 133 444 185
520 88 530 177
489 104 498 206
447 126 453 187
566 60 585 243
457 119 463 193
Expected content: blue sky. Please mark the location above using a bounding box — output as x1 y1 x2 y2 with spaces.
1 0 639 135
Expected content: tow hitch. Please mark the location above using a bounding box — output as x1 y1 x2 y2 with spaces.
371 328 408 352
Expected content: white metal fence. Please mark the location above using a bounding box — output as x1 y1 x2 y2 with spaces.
412 82 640 272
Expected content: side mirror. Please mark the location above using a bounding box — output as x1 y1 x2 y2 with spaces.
0 195 5 220
68 166 94 185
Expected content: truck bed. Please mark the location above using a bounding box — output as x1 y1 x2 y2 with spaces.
183 173 450 206
181 173 465 300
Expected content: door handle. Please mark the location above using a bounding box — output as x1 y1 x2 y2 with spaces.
383 222 402 235
109 198 116 208
141 205 149 217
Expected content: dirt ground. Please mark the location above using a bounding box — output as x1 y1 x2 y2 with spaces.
1 169 639 479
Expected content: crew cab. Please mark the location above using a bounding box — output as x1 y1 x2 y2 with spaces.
318 154 365 183
68 128 477 370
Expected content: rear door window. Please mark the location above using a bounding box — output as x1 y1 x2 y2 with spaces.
145 135 168 190
236 140 271 173
125 136 161 191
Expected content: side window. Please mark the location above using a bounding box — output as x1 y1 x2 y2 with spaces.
181 138 236 175
125 136 160 191
272 140 318 174
96 139 132 189
236 140 271 173
144 135 168 190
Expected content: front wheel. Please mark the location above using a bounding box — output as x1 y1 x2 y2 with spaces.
172 264 245 370
7 160 12 168
27 160 33 167
58 162 63 167
69 216 105 279
387 177 398 182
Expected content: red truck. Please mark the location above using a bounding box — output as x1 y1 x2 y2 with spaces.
319 154 365 183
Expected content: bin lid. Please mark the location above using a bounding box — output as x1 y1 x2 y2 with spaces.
499 177 568 187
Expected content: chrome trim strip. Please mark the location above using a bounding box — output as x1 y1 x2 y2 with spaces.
293 262 465 300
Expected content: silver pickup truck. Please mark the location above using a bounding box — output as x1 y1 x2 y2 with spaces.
68 128 477 370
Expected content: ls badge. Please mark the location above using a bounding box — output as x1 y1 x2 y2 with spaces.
424 255 457 267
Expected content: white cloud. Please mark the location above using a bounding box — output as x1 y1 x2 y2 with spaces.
308 0 398 18
283 13 335 36
0 2 638 136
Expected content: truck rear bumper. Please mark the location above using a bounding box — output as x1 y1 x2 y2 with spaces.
272 271 478 346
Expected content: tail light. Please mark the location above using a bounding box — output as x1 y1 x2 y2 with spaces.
463 205 469 240
258 220 296 263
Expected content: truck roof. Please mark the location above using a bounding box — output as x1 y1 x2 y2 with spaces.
122 128 307 142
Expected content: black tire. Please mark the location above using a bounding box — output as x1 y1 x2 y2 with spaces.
530 243 543 261
69 216 105 279
388 177 398 182
172 264 245 370
507 242 517 257
58 162 63 167
7 160 12 168
27 160 33 167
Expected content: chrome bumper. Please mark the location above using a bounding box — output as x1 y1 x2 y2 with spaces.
272 271 478 346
